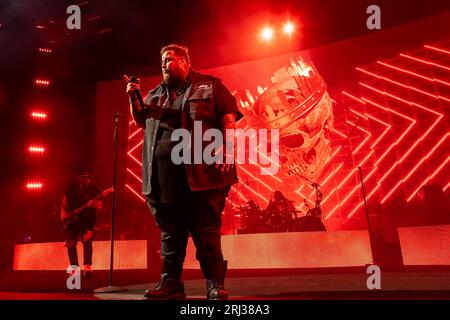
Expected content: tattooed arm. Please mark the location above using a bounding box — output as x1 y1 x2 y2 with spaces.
216 113 237 172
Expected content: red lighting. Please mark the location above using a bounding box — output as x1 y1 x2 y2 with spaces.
444 181 450 192
128 128 142 140
26 180 43 190
400 53 450 72
38 48 52 54
424 45 450 55
28 144 46 155
126 168 142 183
356 67 450 103
30 111 47 120
122 41 450 223
407 156 450 202
99 28 112 34
283 22 295 35
88 16 101 22
261 27 273 41
377 60 450 87
34 79 50 86
125 184 145 202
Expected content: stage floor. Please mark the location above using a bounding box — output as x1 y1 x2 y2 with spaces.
1 269 449 300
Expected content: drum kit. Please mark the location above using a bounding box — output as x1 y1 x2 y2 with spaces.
235 184 326 234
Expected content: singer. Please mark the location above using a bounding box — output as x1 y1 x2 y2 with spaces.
125 44 243 300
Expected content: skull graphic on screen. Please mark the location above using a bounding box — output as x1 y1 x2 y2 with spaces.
241 57 334 181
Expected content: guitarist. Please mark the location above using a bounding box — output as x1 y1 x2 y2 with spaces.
60 169 102 276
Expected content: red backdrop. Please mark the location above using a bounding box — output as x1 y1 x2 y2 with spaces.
95 13 450 235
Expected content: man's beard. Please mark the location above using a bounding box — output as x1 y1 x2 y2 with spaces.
163 71 184 89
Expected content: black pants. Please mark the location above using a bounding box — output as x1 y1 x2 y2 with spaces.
147 187 228 283
65 224 94 266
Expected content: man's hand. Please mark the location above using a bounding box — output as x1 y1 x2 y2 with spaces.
123 75 140 99
215 154 235 172
215 113 237 172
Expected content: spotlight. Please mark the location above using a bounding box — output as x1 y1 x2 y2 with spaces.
261 27 273 41
28 144 46 155
38 48 52 54
30 111 48 120
26 180 43 190
283 22 295 35
34 79 50 87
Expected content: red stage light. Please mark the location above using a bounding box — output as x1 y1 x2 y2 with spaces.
400 53 450 72
283 22 295 35
26 180 43 190
28 144 46 155
444 181 450 192
38 48 52 54
378 60 450 87
34 79 50 87
30 111 47 120
261 27 273 41
88 16 101 22
99 28 112 34
424 45 450 55
125 183 145 202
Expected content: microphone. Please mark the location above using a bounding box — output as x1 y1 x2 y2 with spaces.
128 75 145 111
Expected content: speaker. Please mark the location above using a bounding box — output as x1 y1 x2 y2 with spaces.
0 240 14 270
410 185 450 226
368 202 404 268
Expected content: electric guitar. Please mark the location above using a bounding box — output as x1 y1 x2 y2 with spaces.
61 187 114 230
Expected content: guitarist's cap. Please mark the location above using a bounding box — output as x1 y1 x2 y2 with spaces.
79 168 92 177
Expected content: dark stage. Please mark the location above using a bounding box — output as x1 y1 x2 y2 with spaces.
1 269 450 300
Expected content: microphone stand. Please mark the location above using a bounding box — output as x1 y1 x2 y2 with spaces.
228 179 249 235
358 166 376 265
298 174 323 209
95 113 125 293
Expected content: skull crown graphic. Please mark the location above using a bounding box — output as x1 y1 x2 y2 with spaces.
239 56 334 181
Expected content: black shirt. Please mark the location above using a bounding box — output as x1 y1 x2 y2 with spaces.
134 69 244 196
150 86 190 204
65 183 100 227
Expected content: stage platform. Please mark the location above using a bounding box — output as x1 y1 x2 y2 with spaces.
12 226 450 271
13 230 374 270
1 269 449 300
7 225 450 300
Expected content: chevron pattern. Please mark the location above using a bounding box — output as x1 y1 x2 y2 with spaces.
125 41 450 230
